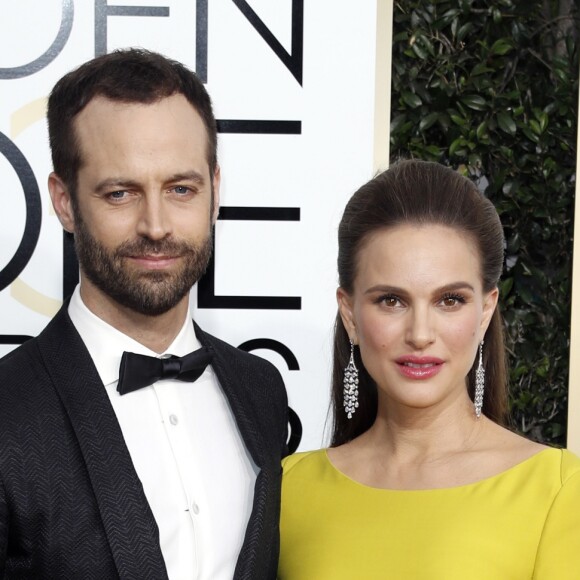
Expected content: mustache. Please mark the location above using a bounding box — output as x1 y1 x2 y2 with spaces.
115 237 198 258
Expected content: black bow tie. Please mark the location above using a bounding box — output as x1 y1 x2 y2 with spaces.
116 346 214 395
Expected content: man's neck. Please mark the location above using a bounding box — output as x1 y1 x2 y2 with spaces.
79 283 190 354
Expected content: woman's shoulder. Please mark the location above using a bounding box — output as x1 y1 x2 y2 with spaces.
282 448 328 475
558 448 580 482
490 424 580 483
505 446 580 492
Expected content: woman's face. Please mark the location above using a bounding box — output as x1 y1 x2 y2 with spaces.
337 224 498 414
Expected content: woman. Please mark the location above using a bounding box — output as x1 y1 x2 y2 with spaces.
278 160 580 579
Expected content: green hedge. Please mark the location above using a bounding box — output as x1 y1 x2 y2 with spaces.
390 0 579 445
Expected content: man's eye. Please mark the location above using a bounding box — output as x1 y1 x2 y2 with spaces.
172 186 192 195
109 190 127 200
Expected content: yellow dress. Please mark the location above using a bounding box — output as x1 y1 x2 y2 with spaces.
278 448 580 579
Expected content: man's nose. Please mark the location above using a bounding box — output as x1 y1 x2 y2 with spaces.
136 194 172 241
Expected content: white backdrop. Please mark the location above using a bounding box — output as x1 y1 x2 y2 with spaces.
0 0 392 451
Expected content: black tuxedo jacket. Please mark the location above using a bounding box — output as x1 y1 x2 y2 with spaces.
0 305 288 579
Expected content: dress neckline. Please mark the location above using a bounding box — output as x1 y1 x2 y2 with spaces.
322 447 558 492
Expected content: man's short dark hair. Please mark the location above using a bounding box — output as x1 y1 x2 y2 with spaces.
47 48 217 196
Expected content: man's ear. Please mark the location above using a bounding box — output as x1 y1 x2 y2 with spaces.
211 164 221 225
48 173 76 233
337 287 358 343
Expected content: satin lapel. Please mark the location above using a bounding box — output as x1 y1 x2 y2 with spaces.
36 307 169 580
195 323 277 580
195 325 268 469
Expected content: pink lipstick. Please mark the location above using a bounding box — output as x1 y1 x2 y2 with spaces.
396 356 443 380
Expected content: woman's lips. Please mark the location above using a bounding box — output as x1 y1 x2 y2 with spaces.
395 356 444 379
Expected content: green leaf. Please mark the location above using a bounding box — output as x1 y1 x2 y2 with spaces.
472 63 495 76
419 112 440 131
497 111 517 135
476 120 489 140
460 94 487 111
499 277 514 299
411 42 428 60
530 119 542 135
449 137 466 156
456 23 473 42
450 114 467 127
490 38 513 55
401 91 422 109
390 113 408 134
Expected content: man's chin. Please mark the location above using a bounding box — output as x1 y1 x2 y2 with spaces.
113 290 188 317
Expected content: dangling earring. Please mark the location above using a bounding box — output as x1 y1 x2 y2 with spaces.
343 339 359 419
474 340 485 418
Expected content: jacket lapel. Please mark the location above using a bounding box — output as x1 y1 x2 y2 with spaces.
36 306 169 580
195 323 268 469
195 323 278 580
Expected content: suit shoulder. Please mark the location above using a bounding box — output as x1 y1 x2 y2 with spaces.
0 337 39 377
199 328 284 377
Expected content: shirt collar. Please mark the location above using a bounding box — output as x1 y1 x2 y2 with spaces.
68 286 200 387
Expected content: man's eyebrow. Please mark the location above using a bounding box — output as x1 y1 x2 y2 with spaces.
94 178 140 193
166 171 206 185
94 171 206 193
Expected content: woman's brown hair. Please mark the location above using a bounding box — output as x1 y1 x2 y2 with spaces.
331 159 508 446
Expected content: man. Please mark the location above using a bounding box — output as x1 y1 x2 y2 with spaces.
0 49 288 579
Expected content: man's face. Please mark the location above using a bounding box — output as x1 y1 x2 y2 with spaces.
54 94 219 317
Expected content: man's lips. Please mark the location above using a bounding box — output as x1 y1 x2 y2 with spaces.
395 356 444 379
126 254 181 269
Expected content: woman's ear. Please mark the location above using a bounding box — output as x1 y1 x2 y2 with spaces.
48 173 76 233
480 286 499 338
337 287 358 344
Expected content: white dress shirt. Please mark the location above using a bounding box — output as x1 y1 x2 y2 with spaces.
68 287 258 580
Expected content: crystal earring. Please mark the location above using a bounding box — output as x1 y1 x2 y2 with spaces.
474 340 485 418
343 339 359 419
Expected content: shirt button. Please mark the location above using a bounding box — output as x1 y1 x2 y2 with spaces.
169 414 178 425
192 502 200 515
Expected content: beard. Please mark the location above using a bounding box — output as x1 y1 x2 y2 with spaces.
73 211 212 316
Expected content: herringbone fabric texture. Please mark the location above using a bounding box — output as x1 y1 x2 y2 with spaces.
0 306 288 579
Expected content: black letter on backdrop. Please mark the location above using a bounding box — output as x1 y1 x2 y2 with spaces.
0 0 74 79
237 338 300 370
196 0 209 82
237 338 302 452
197 206 301 310
94 1 170 56
231 0 303 85
0 133 42 292
197 0 303 84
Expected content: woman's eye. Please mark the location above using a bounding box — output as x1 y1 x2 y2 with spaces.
381 295 400 307
441 294 465 307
